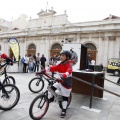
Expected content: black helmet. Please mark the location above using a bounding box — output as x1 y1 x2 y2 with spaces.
60 50 72 60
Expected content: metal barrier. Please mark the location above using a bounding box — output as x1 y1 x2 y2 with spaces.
72 75 120 108
104 77 120 86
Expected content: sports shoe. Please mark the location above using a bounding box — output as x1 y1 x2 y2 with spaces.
60 109 66 118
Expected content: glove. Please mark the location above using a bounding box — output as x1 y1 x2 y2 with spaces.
58 73 63 78
6 58 13 65
56 79 63 83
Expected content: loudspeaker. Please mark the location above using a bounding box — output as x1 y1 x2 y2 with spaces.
89 65 102 72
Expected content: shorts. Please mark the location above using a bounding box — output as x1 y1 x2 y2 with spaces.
53 82 72 97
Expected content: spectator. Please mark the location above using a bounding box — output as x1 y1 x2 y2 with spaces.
117 75 120 84
36 53 41 72
40 54 46 69
28 57 34 72
49 56 53 66
91 59 95 65
22 54 29 73
52 55 58 65
33 54 37 72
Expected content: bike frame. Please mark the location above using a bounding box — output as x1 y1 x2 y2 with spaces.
0 81 9 98
39 72 63 102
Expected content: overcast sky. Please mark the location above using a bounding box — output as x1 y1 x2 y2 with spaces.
0 0 120 23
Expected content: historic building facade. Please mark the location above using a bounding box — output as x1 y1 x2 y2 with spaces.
0 9 120 69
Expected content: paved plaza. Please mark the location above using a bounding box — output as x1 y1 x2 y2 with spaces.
0 72 120 120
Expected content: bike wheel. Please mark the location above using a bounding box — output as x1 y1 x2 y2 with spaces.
3 76 16 85
0 84 20 111
59 92 72 109
29 94 49 120
3 76 16 93
28 77 44 93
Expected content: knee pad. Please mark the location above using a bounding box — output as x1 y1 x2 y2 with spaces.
51 86 57 91
62 96 68 101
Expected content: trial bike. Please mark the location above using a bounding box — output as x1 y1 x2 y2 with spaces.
28 72 55 93
29 72 72 120
0 79 20 111
0 60 15 85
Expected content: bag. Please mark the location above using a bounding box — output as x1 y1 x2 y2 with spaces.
21 57 25 64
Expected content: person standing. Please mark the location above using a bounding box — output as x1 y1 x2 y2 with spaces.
91 59 95 65
40 54 46 69
33 54 37 72
28 57 34 72
117 75 120 84
36 53 41 71
52 55 58 65
23 54 29 73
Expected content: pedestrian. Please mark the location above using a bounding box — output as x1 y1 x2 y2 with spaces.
28 57 34 72
33 54 37 72
49 56 53 66
52 55 58 65
22 54 29 73
91 59 95 65
36 50 72 118
40 54 46 69
117 75 120 84
36 53 41 71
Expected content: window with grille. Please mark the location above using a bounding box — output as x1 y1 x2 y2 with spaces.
28 44 36 50
84 43 96 50
51 43 62 50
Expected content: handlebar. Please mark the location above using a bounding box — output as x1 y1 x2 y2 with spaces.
36 71 63 83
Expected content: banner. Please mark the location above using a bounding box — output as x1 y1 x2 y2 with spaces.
8 38 19 61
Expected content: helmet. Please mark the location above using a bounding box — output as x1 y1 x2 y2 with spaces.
60 50 72 60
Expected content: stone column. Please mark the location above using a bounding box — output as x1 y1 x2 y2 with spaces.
114 37 119 58
19 39 25 57
103 37 109 68
97 37 103 64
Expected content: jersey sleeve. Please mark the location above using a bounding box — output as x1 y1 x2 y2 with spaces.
59 63 72 78
44 65 59 73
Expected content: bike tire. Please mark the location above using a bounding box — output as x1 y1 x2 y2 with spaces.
28 77 44 93
3 76 16 93
0 84 20 111
29 94 49 120
59 92 72 109
3 76 16 85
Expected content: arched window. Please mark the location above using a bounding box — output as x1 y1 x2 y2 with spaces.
84 43 97 50
28 44 36 49
27 44 36 56
50 43 62 57
84 43 97 63
51 43 62 50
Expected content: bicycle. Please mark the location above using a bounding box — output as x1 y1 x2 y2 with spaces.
0 61 15 86
29 72 72 120
28 72 55 93
0 80 20 111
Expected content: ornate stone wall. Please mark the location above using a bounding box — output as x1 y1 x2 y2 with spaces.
0 10 120 68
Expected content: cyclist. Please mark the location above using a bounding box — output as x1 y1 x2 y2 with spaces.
0 51 13 67
37 50 73 118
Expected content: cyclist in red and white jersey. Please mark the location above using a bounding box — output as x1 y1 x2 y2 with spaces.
37 50 73 118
